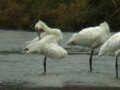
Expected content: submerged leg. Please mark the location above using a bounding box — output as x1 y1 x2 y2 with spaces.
89 49 94 72
115 56 119 79
43 56 47 73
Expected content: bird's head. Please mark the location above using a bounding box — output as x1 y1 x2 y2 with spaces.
35 20 45 39
67 33 78 46
67 40 75 46
66 40 76 48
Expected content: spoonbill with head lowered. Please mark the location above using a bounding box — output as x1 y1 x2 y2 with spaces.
67 21 111 72
99 32 120 79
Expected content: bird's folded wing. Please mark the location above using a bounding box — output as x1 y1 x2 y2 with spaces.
43 43 68 60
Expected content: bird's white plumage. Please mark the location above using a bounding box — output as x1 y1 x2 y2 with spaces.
25 35 67 59
67 21 111 48
99 32 120 56
25 32 49 44
24 20 67 60
27 20 63 44
34 20 63 40
42 43 67 59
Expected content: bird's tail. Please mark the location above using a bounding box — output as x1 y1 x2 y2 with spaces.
100 21 110 33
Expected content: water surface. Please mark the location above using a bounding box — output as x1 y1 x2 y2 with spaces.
0 30 119 87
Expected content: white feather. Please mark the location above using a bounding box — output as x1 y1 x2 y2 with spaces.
67 21 111 49
42 43 67 59
25 35 67 59
24 20 67 60
34 20 63 40
99 32 120 56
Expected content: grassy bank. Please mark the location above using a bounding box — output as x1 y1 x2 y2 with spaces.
0 0 120 32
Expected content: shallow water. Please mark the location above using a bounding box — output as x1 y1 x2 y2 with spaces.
0 29 120 87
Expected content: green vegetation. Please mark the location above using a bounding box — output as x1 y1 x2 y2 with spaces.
0 0 120 31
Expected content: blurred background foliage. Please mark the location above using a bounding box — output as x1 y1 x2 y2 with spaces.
0 0 120 32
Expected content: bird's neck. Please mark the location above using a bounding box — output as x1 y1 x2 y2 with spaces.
41 22 63 40
43 27 63 39
42 23 50 33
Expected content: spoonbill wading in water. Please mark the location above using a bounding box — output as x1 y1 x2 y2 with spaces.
67 21 110 72
99 32 120 79
24 20 68 73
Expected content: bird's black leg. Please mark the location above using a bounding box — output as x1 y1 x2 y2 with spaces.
43 56 47 73
89 49 94 72
115 56 119 79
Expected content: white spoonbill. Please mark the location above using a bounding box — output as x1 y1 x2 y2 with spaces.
67 21 110 72
99 32 120 79
25 20 63 62
24 20 67 73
